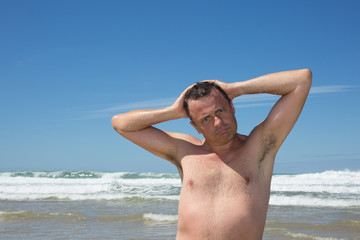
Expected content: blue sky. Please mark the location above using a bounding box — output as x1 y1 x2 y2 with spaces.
1 0 359 173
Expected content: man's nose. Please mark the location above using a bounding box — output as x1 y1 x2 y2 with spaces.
214 116 222 127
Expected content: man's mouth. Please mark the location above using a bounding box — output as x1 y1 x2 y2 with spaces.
216 127 230 135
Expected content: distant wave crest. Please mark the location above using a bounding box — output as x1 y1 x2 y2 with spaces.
0 170 359 208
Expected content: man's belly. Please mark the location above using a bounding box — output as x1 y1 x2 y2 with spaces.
176 187 269 240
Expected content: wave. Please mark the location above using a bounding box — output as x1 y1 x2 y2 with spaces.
284 231 341 240
271 170 360 194
8 171 102 179
269 194 359 208
0 210 178 225
0 171 179 179
0 170 359 208
0 171 181 202
269 170 360 207
143 213 178 222
0 210 86 221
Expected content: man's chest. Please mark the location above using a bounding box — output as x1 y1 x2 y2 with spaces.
180 154 260 197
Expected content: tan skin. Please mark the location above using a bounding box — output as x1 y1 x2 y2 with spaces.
112 69 312 239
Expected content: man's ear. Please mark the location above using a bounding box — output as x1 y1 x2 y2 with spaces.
190 121 202 134
231 101 235 113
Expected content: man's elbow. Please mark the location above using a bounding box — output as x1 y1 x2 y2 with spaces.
111 115 125 134
300 68 312 89
303 68 312 82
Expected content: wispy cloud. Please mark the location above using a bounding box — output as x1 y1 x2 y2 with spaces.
68 97 176 121
309 85 356 94
76 85 356 120
95 97 176 114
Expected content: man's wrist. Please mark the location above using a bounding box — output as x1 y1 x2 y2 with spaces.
228 82 245 99
165 105 186 120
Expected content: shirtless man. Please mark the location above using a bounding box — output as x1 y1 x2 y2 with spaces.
111 69 312 239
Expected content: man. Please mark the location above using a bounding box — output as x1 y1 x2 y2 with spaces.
111 69 312 239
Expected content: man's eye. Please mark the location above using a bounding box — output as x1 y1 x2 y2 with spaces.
203 117 209 122
217 109 223 114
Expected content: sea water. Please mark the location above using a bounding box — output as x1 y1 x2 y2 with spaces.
0 170 359 239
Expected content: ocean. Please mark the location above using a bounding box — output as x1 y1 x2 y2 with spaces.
0 170 359 239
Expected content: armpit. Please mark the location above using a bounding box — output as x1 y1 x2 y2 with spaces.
260 134 277 162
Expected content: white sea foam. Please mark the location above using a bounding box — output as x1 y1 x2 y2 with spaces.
285 231 344 240
269 170 360 207
269 194 359 208
0 171 181 201
271 170 360 194
0 170 359 207
143 213 178 222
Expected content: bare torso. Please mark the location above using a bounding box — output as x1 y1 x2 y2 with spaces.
169 73 312 239
112 69 311 240
176 134 274 240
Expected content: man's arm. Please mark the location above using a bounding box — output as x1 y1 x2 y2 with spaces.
111 87 199 168
218 68 312 152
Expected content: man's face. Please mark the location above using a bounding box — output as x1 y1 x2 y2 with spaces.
188 89 237 146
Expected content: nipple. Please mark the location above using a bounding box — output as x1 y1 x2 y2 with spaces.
244 177 250 185
187 179 194 188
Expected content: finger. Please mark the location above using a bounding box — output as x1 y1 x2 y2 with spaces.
202 79 218 82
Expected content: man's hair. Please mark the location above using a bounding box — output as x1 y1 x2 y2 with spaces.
183 81 231 119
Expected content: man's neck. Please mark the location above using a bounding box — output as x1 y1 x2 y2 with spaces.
203 134 243 158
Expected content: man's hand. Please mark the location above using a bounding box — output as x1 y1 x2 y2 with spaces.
169 86 191 119
203 80 238 100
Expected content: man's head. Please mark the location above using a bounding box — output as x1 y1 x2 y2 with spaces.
183 81 231 120
183 81 237 146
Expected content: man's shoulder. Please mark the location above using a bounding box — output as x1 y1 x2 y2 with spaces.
236 133 248 142
166 131 203 146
